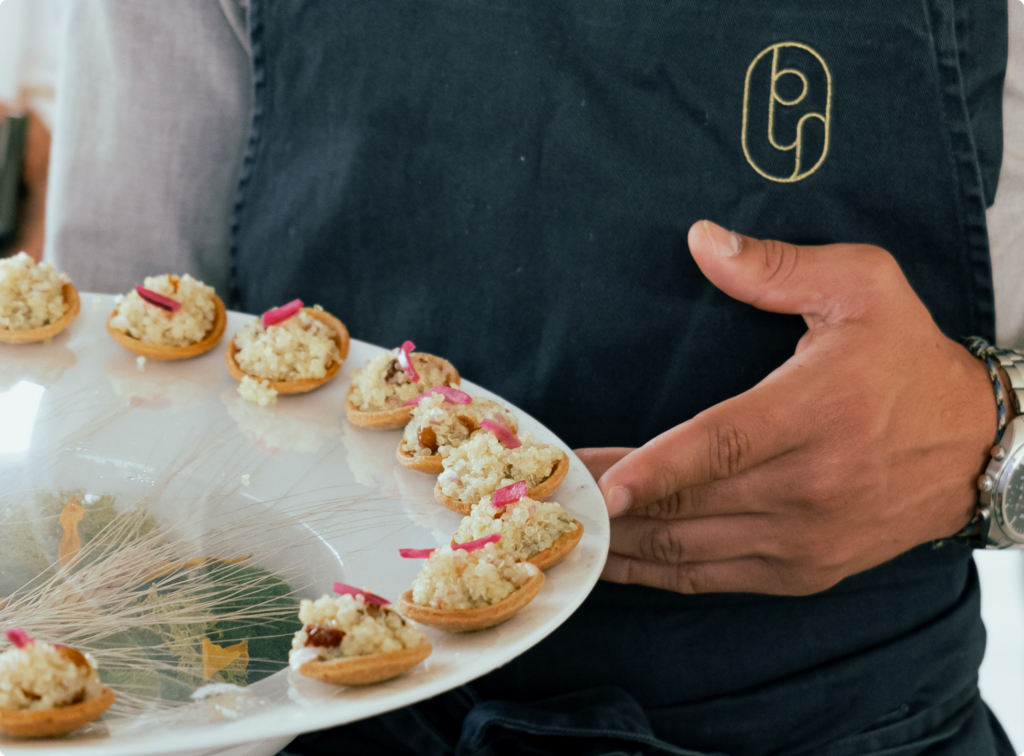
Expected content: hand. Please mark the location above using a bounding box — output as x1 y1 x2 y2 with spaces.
0 105 50 261
577 220 996 596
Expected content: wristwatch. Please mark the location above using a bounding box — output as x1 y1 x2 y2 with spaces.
974 347 1024 548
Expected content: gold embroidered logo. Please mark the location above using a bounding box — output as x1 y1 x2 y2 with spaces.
742 42 832 183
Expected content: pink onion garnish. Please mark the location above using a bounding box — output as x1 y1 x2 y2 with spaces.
262 299 304 328
480 419 521 448
400 532 502 559
399 547 437 559
5 628 33 649
332 582 390 606
492 481 528 509
403 385 472 406
136 285 182 313
455 533 502 552
397 341 420 382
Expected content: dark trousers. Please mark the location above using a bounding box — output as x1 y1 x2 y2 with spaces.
280 681 1014 756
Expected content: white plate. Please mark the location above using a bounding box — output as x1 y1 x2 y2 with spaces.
0 294 609 756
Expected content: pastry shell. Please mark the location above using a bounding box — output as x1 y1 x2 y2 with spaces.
225 308 350 394
0 283 80 344
0 686 114 739
107 294 227 360
397 565 544 633
433 454 570 515
396 445 445 474
297 640 432 686
345 355 461 429
526 520 584 571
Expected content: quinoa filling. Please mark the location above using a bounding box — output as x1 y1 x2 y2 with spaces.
289 594 424 666
0 643 103 712
410 543 532 610
437 431 564 502
237 375 278 406
401 394 518 459
349 350 452 412
234 308 339 382
453 496 577 561
109 274 216 347
0 252 70 331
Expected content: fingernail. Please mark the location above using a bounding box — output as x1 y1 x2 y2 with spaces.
701 220 742 257
607 486 632 518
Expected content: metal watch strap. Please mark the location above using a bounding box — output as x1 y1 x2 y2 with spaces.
973 347 1024 548
953 343 1024 548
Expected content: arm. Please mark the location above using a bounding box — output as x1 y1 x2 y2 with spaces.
0 106 49 261
578 220 1011 596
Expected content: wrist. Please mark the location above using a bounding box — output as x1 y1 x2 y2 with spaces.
959 341 1024 547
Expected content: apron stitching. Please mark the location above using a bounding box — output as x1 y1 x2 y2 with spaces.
228 0 267 311
926 0 996 340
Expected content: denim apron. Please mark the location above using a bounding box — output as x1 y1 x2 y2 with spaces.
232 1 1012 753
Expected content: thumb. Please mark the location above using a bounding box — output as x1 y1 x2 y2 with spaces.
687 220 896 321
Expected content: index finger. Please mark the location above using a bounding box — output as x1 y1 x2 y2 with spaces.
598 379 807 517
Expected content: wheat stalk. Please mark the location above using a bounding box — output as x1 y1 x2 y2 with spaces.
0 488 397 717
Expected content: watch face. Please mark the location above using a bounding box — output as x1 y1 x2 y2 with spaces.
1001 463 1024 540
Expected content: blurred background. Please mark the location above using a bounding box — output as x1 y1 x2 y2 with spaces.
0 0 1021 750
0 0 61 263
0 0 62 127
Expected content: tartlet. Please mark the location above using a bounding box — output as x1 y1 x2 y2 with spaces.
398 540 544 632
297 643 432 686
107 275 226 360
346 344 460 429
398 565 544 633
0 687 115 739
0 282 80 344
396 444 445 474
0 252 79 344
527 521 584 571
0 630 114 738
225 307 350 395
290 586 430 686
396 392 518 475
453 488 583 571
434 452 569 516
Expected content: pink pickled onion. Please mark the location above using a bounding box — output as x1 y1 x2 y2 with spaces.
480 419 521 448
332 582 390 606
400 532 502 558
492 481 528 509
262 299 304 328
399 547 436 559
455 533 502 552
397 340 420 382
5 628 33 649
136 285 181 313
403 385 472 406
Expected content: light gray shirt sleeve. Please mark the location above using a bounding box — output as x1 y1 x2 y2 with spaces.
44 0 253 299
989 0 1024 349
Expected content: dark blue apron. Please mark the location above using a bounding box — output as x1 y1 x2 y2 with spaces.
232 1 1012 753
